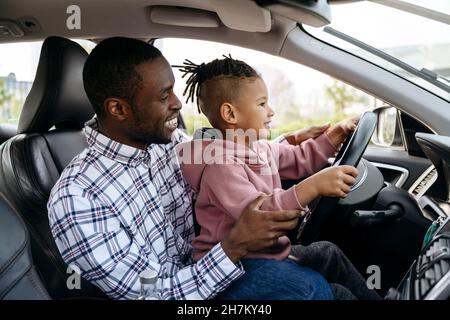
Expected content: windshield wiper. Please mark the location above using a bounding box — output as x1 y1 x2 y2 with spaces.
323 26 450 93
421 68 450 86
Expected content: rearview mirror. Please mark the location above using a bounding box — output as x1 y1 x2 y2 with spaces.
255 0 331 27
372 106 402 147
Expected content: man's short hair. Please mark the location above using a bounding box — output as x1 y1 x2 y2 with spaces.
83 37 163 118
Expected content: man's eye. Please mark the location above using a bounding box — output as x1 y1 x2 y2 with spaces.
161 95 169 101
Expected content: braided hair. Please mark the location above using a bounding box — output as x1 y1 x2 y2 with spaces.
174 55 259 114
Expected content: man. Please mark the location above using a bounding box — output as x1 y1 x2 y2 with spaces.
48 37 377 300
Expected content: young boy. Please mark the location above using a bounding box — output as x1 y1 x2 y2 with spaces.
175 56 363 300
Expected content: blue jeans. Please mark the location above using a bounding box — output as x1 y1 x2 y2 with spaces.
217 258 334 300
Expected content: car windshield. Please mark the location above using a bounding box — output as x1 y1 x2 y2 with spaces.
304 0 450 102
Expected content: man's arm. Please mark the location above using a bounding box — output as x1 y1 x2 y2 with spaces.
48 192 243 300
222 196 301 262
281 116 359 148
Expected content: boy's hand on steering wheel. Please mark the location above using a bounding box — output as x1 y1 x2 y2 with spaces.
326 115 360 149
284 123 331 145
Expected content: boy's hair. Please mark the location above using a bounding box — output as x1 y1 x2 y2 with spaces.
175 55 259 125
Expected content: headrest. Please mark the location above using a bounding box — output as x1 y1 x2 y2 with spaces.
17 37 94 134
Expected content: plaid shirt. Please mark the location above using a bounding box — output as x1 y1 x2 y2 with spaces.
48 118 244 300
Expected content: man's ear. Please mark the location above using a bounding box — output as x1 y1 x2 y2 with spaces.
220 102 238 125
104 98 132 121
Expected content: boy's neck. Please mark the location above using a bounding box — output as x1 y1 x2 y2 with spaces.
220 127 256 148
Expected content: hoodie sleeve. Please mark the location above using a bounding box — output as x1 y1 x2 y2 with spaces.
270 134 337 181
202 163 305 221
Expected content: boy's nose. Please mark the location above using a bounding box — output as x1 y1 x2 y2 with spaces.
268 106 275 117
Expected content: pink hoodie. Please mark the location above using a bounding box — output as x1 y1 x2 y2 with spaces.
176 134 336 261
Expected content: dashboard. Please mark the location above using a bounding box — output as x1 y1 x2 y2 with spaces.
388 133 450 300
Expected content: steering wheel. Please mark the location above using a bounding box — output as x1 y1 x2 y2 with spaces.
298 111 377 245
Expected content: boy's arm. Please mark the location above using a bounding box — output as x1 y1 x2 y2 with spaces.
202 164 307 220
277 123 330 145
269 134 336 180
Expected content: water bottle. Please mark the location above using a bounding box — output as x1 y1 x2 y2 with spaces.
138 269 159 300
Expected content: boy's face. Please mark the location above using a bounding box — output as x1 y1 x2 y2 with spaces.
233 77 274 140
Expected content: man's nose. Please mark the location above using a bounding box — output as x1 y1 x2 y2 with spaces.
170 93 182 110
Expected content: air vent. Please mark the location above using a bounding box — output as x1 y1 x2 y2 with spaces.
0 18 41 39
0 20 25 38
410 166 437 198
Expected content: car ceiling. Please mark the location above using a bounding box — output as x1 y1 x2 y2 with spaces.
0 0 297 56
3 0 450 135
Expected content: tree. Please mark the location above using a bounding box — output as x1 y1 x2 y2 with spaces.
0 79 13 121
325 79 369 115
267 71 302 124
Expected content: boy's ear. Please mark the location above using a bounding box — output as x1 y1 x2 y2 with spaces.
220 102 238 125
104 98 132 122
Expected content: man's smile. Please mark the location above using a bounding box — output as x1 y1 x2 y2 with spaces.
164 116 178 131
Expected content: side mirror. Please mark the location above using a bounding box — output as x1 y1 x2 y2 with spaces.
255 0 331 27
372 106 402 147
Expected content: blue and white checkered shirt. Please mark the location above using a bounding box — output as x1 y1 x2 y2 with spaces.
47 118 244 300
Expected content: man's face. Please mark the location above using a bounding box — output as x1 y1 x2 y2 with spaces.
126 57 182 145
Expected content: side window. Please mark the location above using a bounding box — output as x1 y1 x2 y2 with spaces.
0 41 42 125
155 38 385 138
0 39 96 126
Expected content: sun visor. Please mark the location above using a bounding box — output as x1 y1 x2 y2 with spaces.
149 6 220 28
149 2 271 32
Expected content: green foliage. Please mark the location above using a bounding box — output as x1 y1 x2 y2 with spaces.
325 80 369 115
269 113 359 139
7 97 23 124
182 113 212 135
0 79 14 123
0 79 12 107
0 79 24 124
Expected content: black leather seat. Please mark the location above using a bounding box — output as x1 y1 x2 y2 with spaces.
0 36 106 299
0 194 50 300
0 124 16 145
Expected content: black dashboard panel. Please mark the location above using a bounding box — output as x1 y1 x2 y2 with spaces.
416 133 450 202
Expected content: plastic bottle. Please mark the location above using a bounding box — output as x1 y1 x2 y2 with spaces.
138 269 159 300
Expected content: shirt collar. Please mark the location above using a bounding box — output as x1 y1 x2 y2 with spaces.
84 117 151 167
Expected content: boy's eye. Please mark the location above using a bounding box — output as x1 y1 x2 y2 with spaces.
259 102 266 107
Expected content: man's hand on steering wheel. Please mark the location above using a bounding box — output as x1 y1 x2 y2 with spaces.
325 115 360 149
